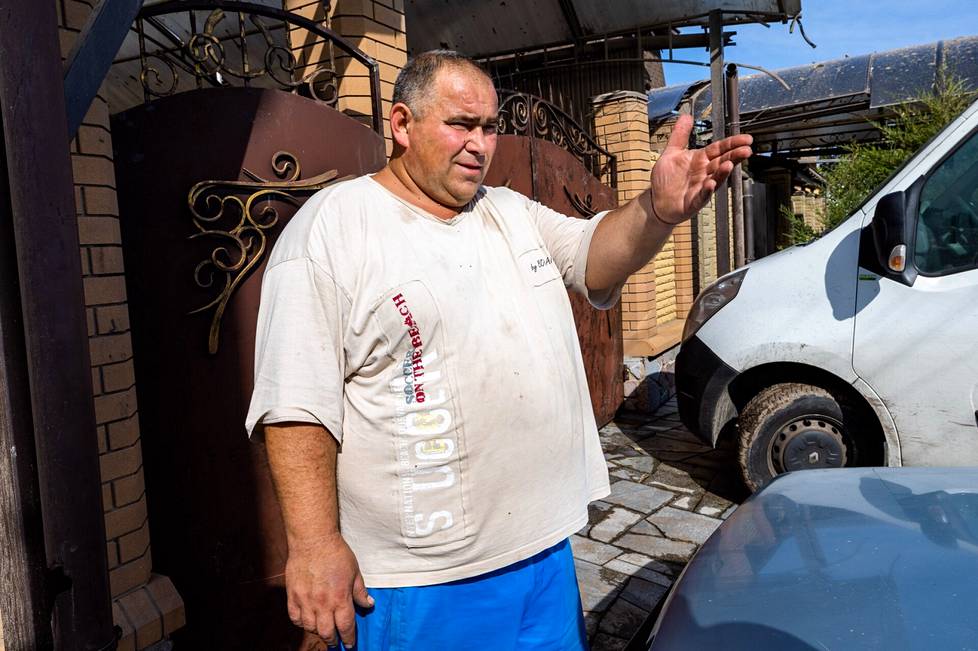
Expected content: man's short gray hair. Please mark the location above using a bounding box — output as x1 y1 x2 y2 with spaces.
393 50 492 116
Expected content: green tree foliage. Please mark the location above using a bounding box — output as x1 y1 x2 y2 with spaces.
821 76 973 229
779 204 820 248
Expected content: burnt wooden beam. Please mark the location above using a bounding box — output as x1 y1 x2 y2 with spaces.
557 0 584 41
0 125 51 651
63 0 144 139
0 1 116 649
641 32 734 51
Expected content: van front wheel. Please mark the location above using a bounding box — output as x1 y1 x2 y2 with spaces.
738 383 850 492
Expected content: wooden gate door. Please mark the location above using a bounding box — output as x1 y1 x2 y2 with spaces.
483 92 623 426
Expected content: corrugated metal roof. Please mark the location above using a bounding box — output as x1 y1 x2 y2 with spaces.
647 35 978 153
648 35 978 119
404 0 801 58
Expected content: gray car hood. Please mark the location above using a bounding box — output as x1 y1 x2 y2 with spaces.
650 468 978 650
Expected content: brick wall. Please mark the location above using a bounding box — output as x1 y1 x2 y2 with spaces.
646 119 681 327
286 0 407 153
57 1 184 648
696 193 719 290
592 91 659 354
791 192 826 230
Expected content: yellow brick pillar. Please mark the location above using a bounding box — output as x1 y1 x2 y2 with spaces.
285 0 407 154
593 91 672 356
57 1 184 648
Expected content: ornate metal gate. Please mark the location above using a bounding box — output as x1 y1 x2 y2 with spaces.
484 91 623 426
113 84 387 649
111 4 388 645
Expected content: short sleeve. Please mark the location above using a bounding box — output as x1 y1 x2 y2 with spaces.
245 257 349 442
527 200 623 310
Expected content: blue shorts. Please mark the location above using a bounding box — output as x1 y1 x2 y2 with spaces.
342 538 588 651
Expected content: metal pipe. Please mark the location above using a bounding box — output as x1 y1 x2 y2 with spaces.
0 1 116 648
744 176 756 262
709 10 730 276
726 63 745 268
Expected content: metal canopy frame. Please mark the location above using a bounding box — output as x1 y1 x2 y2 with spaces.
405 0 801 59
650 36 978 156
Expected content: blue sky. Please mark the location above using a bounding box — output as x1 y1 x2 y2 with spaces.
663 0 978 86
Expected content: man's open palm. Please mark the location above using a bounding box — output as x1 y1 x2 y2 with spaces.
650 113 753 224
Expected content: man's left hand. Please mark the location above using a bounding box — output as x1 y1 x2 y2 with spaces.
650 113 753 224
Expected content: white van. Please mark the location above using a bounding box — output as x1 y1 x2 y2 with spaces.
676 98 978 491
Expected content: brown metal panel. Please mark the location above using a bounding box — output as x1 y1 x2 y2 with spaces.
112 86 386 649
485 137 623 427
483 135 534 197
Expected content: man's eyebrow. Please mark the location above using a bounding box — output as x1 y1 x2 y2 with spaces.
446 113 499 125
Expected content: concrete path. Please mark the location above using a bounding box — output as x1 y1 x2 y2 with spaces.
574 398 748 650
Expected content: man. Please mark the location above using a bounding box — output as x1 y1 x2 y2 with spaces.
246 50 751 650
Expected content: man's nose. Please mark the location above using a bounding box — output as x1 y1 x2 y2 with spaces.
465 127 489 155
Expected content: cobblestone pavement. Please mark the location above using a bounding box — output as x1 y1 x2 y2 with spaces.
574 397 749 650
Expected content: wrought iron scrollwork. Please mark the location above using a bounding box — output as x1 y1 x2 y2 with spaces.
564 187 597 218
132 1 380 132
188 151 351 354
497 91 618 186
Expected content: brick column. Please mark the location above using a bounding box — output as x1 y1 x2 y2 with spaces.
285 0 407 154
649 117 698 323
593 91 663 356
57 1 184 649
672 220 695 319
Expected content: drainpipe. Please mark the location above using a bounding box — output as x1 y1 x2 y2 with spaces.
0 2 116 649
743 177 756 263
709 10 730 276
726 63 745 268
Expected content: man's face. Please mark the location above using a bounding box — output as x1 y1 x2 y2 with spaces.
401 67 499 209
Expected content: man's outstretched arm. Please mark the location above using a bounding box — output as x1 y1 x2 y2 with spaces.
265 423 373 648
585 114 753 291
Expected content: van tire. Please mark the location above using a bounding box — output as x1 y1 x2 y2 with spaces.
738 383 849 492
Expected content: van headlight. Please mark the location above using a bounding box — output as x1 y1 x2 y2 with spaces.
682 268 748 342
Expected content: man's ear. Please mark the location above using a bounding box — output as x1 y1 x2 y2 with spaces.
390 102 413 150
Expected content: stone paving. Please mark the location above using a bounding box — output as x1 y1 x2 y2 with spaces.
573 397 749 650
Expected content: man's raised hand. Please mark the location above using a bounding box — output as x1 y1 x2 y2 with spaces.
649 113 753 225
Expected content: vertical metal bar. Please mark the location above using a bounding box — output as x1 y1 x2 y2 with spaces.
239 11 250 86
136 18 150 103
709 10 730 276
726 63 745 268
743 177 756 262
0 1 115 649
190 10 202 89
528 95 538 200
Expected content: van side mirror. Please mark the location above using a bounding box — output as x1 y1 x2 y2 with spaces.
870 178 922 286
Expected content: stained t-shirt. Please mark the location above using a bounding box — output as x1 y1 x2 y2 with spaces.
246 175 616 587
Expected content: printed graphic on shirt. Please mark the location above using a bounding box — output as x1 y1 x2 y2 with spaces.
518 247 562 287
389 289 465 547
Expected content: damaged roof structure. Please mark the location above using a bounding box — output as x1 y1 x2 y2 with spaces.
405 0 803 58
649 35 978 155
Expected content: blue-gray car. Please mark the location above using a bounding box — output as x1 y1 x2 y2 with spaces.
642 468 978 650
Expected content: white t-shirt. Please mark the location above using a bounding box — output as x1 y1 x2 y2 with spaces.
246 175 616 587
